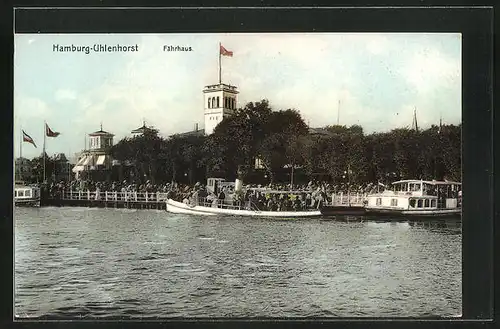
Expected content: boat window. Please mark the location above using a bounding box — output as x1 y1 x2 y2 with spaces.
376 198 382 206
417 199 423 208
25 190 31 197
18 190 24 197
396 184 406 192
410 183 421 192
15 191 18 197
424 199 430 207
424 184 433 196
409 199 416 208
391 199 398 206
431 199 437 207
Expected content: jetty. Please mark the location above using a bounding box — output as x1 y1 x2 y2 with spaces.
42 190 169 210
41 189 366 213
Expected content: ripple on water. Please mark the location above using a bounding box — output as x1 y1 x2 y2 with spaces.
14 208 462 318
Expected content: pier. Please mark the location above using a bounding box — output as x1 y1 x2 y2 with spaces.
43 190 170 210
42 189 366 210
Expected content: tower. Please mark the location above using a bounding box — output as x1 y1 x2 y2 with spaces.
89 124 114 150
203 83 239 135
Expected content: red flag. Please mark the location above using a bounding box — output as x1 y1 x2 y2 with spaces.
22 130 37 148
46 123 60 137
220 45 233 57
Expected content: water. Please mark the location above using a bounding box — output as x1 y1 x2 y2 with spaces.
14 207 462 318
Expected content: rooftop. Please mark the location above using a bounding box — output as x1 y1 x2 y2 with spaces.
203 83 239 94
172 128 205 138
308 127 335 136
131 121 159 134
53 153 68 162
89 124 114 136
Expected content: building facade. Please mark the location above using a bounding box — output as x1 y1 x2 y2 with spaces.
15 157 32 182
52 153 71 182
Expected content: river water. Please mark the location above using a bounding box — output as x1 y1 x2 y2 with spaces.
14 207 462 318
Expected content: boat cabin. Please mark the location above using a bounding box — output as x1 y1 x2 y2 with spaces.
391 180 461 198
367 180 461 211
206 178 235 194
14 185 41 207
14 187 38 199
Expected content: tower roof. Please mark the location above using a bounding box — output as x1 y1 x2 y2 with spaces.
89 123 114 136
203 83 239 94
89 129 114 137
131 120 159 134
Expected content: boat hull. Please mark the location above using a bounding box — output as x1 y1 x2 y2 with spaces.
15 198 41 207
365 207 461 219
166 199 322 218
320 206 366 216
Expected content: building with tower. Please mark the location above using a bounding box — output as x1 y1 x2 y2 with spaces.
203 83 239 135
72 124 115 181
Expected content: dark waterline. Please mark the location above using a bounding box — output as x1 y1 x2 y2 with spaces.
14 207 462 318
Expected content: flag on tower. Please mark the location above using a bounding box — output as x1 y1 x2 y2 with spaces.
22 130 37 148
45 123 60 137
220 44 233 57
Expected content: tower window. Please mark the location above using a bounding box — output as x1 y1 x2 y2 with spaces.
224 97 228 109
208 98 211 108
216 97 220 108
212 97 216 108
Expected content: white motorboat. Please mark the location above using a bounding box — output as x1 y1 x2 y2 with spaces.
14 183 41 207
166 199 322 218
365 179 461 218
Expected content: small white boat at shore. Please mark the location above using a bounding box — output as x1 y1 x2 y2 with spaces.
166 199 322 218
15 183 41 207
365 179 461 218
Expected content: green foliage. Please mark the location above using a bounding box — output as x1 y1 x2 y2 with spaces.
42 99 459 186
25 152 55 183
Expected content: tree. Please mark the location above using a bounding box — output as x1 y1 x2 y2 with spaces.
179 135 205 184
111 129 165 183
29 153 55 183
257 133 286 184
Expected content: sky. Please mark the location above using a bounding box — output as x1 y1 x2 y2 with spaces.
14 33 461 160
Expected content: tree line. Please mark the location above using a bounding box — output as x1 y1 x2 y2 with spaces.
110 99 461 186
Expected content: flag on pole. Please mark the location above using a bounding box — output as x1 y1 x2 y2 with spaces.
46 123 60 137
220 45 233 57
22 130 37 148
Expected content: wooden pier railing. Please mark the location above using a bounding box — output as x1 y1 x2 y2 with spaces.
47 189 367 209
60 190 171 202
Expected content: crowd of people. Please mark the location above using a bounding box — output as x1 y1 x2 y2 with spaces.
42 179 385 211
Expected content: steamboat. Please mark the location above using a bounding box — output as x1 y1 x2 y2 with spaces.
166 178 322 218
364 179 461 219
14 181 41 207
